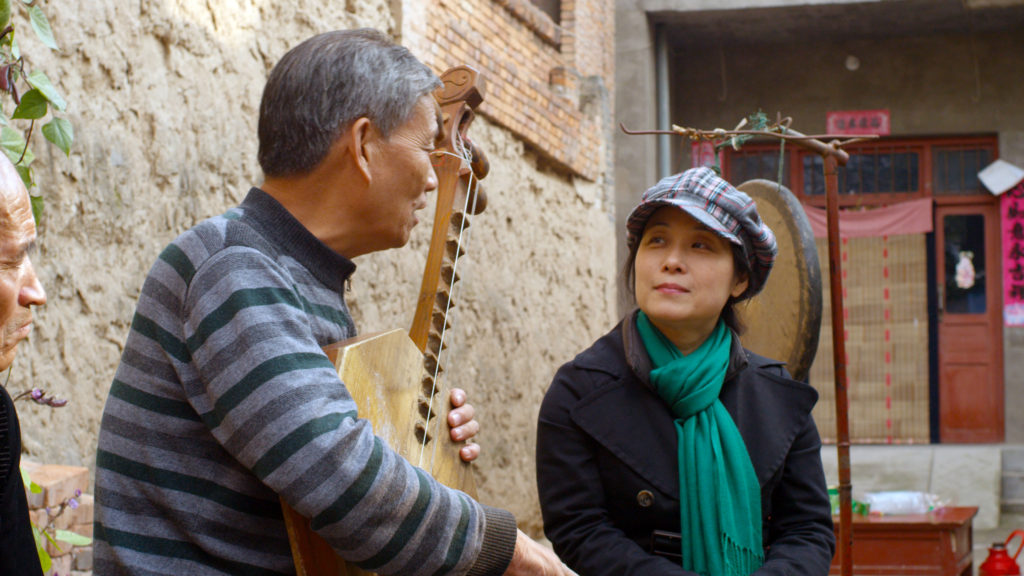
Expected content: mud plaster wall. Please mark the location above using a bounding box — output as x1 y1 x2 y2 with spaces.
11 0 617 536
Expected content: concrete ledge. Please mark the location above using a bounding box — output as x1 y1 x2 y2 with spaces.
820 445 1001 530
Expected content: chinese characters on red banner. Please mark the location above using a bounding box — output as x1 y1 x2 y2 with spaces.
826 110 891 136
1003 183 1024 325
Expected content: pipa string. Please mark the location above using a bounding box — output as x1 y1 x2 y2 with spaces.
420 130 480 470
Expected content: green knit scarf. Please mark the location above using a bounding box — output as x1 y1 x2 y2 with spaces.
636 312 764 576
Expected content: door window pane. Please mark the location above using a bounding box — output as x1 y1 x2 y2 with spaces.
803 150 919 195
729 150 788 185
944 214 986 314
933 147 993 195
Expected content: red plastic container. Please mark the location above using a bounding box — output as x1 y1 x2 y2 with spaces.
980 531 1024 576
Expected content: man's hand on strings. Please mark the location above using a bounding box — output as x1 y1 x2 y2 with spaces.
448 388 481 462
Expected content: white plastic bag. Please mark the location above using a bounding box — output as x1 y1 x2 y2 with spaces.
863 491 943 515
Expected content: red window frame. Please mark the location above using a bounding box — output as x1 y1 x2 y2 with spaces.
721 135 999 208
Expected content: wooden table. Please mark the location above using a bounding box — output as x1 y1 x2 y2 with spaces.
829 506 977 576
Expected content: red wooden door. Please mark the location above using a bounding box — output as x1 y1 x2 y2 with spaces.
935 203 1004 442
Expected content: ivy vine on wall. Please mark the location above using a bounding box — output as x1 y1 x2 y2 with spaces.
0 1 85 572
0 0 73 223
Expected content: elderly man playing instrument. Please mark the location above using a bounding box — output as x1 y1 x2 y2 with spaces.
0 152 48 576
94 29 570 576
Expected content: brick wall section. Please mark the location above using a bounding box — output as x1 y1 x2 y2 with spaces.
22 461 94 574
412 0 613 180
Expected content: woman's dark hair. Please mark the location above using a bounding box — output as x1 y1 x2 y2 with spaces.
622 235 753 335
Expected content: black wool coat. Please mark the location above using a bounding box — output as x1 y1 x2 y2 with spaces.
1 385 44 576
536 312 836 575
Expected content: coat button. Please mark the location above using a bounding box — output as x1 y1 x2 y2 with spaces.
637 490 654 507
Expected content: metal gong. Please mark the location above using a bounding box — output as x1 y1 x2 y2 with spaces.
735 179 822 382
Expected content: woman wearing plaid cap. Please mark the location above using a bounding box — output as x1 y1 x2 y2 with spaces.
536 167 835 575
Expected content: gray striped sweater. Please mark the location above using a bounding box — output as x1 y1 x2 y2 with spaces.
94 188 516 576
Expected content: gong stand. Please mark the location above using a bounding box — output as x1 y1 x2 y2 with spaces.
622 116 878 576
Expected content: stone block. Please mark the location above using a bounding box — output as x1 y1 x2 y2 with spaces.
1004 472 1024 501
44 530 77 558
20 459 42 475
47 553 72 575
23 464 89 509
28 495 91 532
1003 446 1024 473
29 507 47 528
67 493 94 526
821 446 934 497
73 546 94 571
70 521 93 539
931 446 1001 531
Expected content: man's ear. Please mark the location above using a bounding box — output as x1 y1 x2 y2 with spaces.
347 117 377 184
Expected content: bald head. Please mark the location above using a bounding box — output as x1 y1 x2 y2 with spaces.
0 153 45 371
0 153 28 217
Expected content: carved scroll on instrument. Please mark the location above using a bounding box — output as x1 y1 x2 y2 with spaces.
280 66 490 576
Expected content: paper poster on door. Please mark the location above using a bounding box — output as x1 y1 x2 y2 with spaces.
1003 183 1024 326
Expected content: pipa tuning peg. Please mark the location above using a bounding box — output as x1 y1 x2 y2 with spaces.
431 310 452 333
441 262 460 286
423 350 444 376
445 239 466 260
427 332 447 355
418 395 436 420
450 212 470 232
464 183 486 215
414 421 433 444
435 290 455 311
467 138 490 181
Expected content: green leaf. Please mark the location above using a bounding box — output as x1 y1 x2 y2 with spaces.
748 110 769 131
10 33 19 60
16 163 32 189
55 529 93 547
37 546 51 572
0 0 11 29
2 124 26 157
32 525 51 572
42 116 71 155
29 192 41 223
19 466 42 493
27 4 57 50
1 125 35 166
26 70 65 111
42 528 61 554
12 88 48 119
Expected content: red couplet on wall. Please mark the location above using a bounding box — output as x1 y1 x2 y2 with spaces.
1003 183 1024 326
826 110 891 136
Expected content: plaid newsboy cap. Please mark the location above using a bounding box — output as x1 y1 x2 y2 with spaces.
625 167 778 298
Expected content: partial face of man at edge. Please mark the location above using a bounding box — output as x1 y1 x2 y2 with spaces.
359 95 443 253
0 161 46 372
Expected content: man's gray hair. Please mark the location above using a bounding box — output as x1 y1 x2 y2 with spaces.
258 28 442 177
